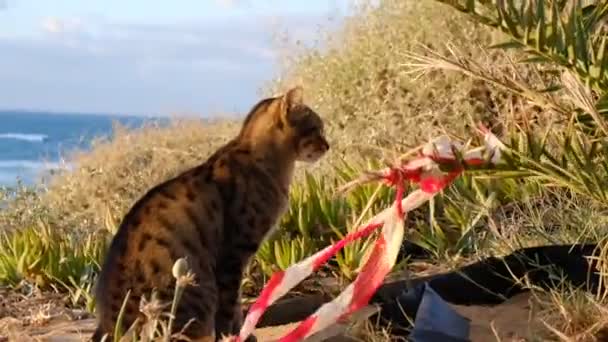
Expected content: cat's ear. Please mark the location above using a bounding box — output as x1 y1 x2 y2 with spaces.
281 86 303 111
284 86 303 109
279 86 303 125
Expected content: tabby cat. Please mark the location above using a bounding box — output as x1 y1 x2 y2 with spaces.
91 86 329 341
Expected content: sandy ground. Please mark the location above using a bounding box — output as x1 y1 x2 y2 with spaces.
453 293 541 341
0 287 541 342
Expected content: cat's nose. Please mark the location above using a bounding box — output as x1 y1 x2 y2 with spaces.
322 140 329 151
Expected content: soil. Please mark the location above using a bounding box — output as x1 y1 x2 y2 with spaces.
452 292 542 342
0 284 543 342
0 286 93 342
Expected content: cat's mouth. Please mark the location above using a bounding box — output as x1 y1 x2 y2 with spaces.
299 148 328 162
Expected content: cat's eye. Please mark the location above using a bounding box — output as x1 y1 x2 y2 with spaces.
301 126 317 136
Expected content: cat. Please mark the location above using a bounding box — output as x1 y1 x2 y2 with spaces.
92 86 329 341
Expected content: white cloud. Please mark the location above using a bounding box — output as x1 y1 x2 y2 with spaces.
41 17 84 35
214 0 249 9
0 12 343 115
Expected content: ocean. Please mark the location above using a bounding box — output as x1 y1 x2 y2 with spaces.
0 110 160 187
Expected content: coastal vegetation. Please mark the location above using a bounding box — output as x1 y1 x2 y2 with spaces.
2 0 608 340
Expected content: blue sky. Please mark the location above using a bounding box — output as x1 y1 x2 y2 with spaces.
0 0 351 116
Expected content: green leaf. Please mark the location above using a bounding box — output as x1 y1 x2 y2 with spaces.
537 84 563 92
489 40 526 49
466 0 475 12
536 0 546 51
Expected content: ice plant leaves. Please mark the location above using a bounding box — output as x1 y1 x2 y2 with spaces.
435 0 608 133
235 127 505 342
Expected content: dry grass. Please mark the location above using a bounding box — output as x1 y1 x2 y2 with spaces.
267 1 548 153
1 0 607 341
533 288 608 342
44 118 242 233
1 118 240 234
0 0 549 239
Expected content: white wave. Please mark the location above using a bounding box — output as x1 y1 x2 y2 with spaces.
0 160 73 171
0 171 18 184
0 133 48 142
0 160 74 186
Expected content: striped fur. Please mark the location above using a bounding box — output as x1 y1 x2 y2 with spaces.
91 87 329 342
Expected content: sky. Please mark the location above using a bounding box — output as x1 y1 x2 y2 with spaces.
0 0 352 117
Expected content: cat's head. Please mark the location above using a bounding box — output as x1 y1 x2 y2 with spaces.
277 86 329 162
240 86 329 163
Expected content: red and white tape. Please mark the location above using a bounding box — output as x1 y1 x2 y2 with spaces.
234 125 504 342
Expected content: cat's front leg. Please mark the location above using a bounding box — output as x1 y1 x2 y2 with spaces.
214 266 256 342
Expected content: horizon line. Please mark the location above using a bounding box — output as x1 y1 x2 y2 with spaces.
0 108 246 120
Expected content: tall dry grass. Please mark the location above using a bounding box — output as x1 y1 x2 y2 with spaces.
267 1 552 154
2 0 608 340
1 0 529 236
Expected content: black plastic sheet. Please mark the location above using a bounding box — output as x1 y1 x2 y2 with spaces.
372 243 601 338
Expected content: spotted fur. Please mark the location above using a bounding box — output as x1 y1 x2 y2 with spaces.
91 87 329 342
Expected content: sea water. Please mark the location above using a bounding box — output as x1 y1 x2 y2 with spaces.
0 110 159 187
